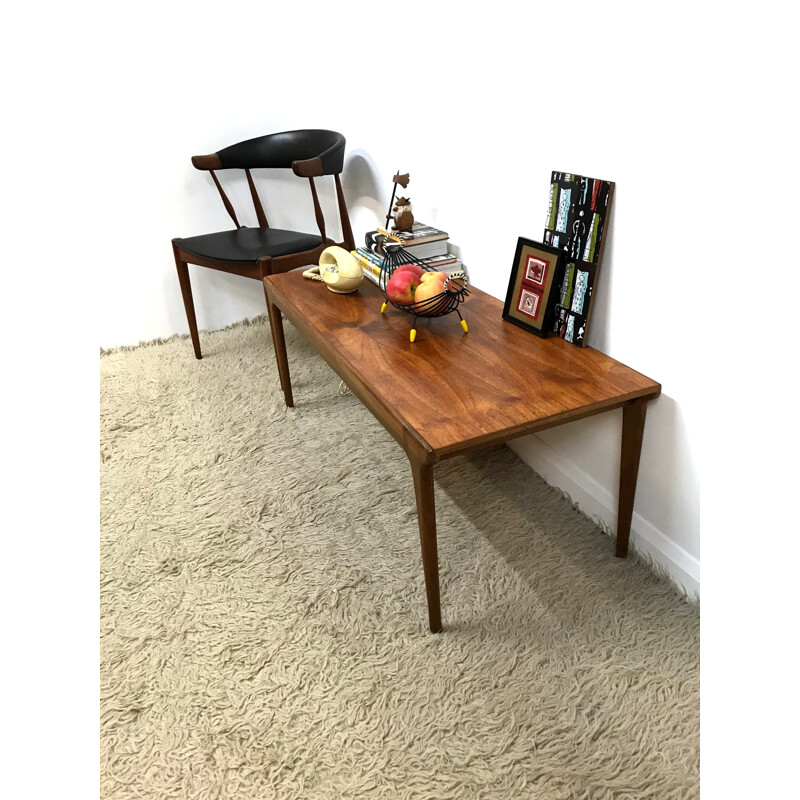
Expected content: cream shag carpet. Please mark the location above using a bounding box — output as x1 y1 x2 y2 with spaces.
100 317 699 800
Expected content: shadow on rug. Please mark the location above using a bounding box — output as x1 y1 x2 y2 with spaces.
100 317 699 799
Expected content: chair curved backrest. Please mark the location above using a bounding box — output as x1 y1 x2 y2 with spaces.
188 129 354 246
193 129 346 177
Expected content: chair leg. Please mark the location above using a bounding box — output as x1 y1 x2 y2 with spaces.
172 240 202 359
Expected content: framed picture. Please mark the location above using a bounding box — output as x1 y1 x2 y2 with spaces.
502 238 565 337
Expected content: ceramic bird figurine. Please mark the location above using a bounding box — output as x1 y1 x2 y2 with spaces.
392 197 414 232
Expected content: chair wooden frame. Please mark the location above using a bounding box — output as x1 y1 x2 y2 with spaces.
172 130 355 359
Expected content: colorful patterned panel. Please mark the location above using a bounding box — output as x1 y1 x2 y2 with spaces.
543 172 614 347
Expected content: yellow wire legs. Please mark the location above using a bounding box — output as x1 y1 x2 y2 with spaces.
382 308 466 342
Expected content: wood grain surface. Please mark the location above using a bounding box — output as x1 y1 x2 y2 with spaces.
265 272 661 460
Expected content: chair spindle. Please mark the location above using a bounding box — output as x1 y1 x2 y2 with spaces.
210 170 241 229
308 177 327 242
335 174 355 251
245 169 269 228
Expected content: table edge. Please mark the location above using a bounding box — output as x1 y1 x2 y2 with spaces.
433 384 661 460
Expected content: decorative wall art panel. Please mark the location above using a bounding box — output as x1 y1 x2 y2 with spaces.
543 172 615 347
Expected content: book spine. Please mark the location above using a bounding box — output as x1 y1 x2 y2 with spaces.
358 245 459 271
352 251 383 286
363 270 381 286
353 250 382 273
376 224 448 244
356 247 384 268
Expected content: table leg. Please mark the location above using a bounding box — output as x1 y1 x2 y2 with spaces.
261 263 294 408
409 459 442 633
265 297 294 408
616 398 648 558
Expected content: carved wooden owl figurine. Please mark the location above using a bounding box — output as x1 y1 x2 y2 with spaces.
392 197 414 232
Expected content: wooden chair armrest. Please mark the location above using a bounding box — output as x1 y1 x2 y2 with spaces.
292 133 345 177
291 157 323 177
191 153 223 170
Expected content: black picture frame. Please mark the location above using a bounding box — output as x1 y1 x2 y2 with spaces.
502 238 565 338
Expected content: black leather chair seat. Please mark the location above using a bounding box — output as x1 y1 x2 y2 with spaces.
179 227 324 263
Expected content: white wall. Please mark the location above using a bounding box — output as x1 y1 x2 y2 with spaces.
3 3 791 796
94 1 796 598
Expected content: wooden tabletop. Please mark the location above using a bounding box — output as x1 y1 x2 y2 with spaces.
266 272 661 462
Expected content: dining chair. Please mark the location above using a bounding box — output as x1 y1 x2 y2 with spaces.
172 129 355 359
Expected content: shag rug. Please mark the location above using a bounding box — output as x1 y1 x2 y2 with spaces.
100 316 699 800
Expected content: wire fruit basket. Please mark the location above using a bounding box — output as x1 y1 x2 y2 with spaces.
377 240 470 342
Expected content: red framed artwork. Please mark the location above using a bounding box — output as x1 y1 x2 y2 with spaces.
502 238 565 337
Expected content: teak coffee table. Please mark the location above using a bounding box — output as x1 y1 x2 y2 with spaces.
263 272 661 632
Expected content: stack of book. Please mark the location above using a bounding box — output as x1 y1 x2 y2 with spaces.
354 221 463 286
377 222 450 258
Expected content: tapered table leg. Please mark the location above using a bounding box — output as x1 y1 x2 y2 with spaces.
266 300 294 408
616 398 648 558
410 459 442 633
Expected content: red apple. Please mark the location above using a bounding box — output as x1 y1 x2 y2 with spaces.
394 263 425 280
386 270 420 305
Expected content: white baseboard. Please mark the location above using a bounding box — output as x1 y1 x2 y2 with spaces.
508 436 700 599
